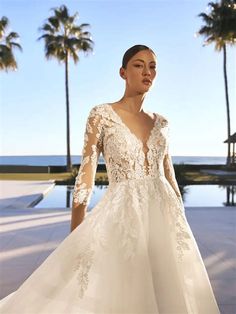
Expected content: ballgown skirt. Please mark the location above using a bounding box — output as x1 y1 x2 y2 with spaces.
0 174 220 313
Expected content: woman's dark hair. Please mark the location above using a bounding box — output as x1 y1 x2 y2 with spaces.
121 44 156 69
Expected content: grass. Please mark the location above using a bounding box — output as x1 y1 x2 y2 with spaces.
0 173 72 180
182 170 235 184
0 171 108 183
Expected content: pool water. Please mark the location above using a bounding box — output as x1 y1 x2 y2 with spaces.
34 184 236 209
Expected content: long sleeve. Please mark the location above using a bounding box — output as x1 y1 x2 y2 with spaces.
72 106 103 210
163 149 181 198
163 123 184 209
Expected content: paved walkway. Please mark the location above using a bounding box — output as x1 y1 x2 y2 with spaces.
0 180 235 314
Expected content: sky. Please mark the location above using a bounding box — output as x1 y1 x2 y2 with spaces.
0 0 235 157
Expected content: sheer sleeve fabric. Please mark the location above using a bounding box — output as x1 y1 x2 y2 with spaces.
163 123 183 207
72 106 103 209
163 149 181 198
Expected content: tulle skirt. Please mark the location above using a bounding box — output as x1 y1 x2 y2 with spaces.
0 175 220 313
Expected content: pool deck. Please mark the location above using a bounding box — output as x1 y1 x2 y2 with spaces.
0 180 56 209
0 180 235 314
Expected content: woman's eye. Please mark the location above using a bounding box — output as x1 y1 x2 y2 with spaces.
134 64 156 69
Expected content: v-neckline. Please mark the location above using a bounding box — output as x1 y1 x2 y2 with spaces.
106 103 158 148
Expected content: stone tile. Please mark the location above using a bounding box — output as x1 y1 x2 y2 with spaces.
211 278 236 305
219 304 236 314
0 263 37 292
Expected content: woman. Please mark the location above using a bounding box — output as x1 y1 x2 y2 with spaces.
0 44 220 313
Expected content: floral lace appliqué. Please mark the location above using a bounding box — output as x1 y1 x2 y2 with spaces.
73 244 94 298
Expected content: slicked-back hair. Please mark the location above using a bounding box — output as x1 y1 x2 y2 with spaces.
121 44 156 69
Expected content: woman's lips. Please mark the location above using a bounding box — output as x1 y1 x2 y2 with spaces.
142 79 152 85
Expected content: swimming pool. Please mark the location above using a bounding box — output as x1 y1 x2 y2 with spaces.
34 184 236 209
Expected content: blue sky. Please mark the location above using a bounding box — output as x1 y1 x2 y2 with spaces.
1 0 235 157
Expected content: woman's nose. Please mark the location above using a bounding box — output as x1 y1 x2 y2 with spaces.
143 66 151 75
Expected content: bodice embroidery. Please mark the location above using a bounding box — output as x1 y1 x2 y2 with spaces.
107 104 164 177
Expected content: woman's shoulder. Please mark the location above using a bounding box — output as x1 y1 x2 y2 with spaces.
88 103 109 115
85 103 109 120
154 111 169 127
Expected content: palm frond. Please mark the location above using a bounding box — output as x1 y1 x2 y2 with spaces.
9 42 23 51
38 5 94 65
0 16 9 33
196 0 236 50
198 25 213 36
6 32 20 41
38 23 56 34
197 12 214 24
48 17 59 30
0 44 17 71
77 23 91 29
0 16 22 71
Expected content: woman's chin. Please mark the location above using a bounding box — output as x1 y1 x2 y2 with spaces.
133 85 152 94
140 85 152 92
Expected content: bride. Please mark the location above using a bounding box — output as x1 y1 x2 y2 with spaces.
0 44 220 313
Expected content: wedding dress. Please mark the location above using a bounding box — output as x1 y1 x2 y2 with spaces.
0 103 220 314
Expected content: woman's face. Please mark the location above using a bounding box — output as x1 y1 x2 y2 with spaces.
121 49 157 93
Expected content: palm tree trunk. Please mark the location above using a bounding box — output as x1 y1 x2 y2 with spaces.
65 52 72 172
223 44 231 167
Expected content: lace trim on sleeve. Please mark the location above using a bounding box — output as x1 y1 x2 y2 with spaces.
72 106 104 207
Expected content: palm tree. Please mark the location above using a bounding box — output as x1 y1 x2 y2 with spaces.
37 5 94 172
196 0 236 167
0 16 22 72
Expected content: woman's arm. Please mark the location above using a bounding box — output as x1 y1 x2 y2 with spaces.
70 106 103 232
162 118 184 208
163 150 184 211
163 150 181 199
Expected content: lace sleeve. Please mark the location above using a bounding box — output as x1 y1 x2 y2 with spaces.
163 149 181 198
72 105 103 209
163 124 183 206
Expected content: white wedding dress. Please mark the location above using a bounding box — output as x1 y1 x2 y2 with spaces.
0 103 220 314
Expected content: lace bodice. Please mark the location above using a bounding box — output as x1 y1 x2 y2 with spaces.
72 103 182 209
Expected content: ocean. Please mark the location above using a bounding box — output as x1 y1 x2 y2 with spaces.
0 155 227 166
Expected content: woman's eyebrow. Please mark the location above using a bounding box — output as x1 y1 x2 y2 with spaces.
132 59 156 64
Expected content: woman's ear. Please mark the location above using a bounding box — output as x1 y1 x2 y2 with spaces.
119 67 126 80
